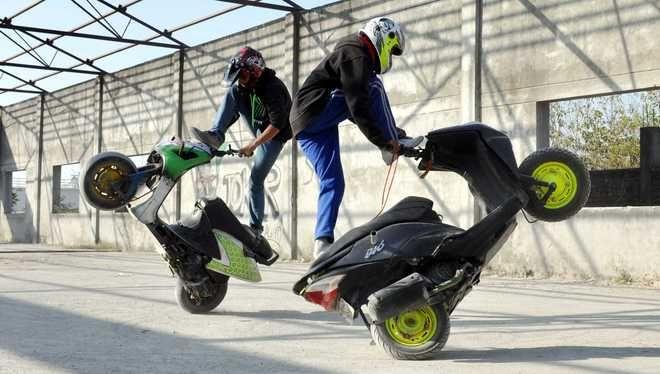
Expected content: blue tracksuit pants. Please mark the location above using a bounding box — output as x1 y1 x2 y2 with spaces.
297 76 398 241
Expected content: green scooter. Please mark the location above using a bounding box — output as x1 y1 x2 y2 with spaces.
79 135 278 314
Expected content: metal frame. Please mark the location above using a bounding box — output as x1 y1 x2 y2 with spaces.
216 0 303 12
1 0 306 257
1 0 306 97
0 23 183 49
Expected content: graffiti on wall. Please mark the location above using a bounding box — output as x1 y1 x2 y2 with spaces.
193 159 286 252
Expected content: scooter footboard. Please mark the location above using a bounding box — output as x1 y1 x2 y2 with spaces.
206 230 262 283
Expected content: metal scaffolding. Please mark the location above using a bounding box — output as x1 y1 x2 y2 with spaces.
0 0 305 97
0 0 305 256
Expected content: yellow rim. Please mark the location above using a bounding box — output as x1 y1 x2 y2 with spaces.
384 306 438 347
93 165 125 197
532 161 578 209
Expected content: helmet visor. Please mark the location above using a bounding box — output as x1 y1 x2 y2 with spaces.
222 60 241 87
391 28 405 56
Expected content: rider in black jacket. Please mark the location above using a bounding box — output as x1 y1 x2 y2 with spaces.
192 47 292 236
289 17 406 259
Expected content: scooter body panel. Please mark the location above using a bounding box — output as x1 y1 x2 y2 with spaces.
206 230 262 283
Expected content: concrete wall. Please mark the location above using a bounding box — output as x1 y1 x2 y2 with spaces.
479 0 660 280
1 0 659 280
0 99 39 243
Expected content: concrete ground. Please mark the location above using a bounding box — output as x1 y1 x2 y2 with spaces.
0 245 659 374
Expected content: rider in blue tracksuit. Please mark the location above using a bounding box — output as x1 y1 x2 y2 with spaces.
289 17 407 259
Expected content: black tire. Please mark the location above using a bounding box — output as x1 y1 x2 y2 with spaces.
370 304 450 360
79 151 138 210
175 276 228 314
519 148 591 222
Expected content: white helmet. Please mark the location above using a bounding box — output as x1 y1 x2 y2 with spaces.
359 17 405 74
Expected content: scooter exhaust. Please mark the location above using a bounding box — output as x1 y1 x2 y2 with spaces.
362 272 433 324
362 264 472 324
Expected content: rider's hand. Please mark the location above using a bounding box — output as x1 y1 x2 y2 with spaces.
387 139 401 155
239 142 257 157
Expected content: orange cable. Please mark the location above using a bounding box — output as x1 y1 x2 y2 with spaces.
375 151 399 217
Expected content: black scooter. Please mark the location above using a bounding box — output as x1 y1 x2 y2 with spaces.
293 122 590 360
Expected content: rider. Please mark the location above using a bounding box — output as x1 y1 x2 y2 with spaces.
289 17 407 259
192 47 292 237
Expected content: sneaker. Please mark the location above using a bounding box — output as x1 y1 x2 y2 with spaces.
313 237 332 260
191 127 223 150
249 224 264 238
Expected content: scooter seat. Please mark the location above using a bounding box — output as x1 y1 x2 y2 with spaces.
311 196 441 268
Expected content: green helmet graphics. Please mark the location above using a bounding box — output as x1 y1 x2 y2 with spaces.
360 17 405 74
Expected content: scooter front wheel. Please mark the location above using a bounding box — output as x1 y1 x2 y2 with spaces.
370 304 450 360
79 151 137 210
519 148 591 222
175 276 228 314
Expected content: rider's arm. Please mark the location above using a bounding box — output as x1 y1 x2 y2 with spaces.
338 56 394 149
210 85 241 134
239 125 279 156
261 77 292 137
254 125 280 147
240 77 290 156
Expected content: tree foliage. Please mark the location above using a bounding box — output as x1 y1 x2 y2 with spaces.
550 90 660 170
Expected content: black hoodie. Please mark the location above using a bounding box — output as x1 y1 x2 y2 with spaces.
289 35 390 148
236 67 293 143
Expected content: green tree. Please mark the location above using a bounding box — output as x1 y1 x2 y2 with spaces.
550 91 660 170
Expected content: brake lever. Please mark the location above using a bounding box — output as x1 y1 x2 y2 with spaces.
400 146 424 159
213 144 242 157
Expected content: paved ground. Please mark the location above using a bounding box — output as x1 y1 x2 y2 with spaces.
0 245 659 374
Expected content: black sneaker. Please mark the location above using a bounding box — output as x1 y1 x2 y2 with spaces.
249 224 264 238
191 127 223 150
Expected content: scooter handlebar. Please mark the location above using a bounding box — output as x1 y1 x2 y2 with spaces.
212 145 240 158
398 135 426 158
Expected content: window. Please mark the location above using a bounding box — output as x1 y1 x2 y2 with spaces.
53 163 80 213
547 89 660 207
5 170 26 214
549 90 660 170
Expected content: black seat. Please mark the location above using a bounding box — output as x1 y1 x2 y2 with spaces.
168 197 273 261
312 196 441 267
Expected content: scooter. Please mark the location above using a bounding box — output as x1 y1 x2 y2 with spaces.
79 135 279 314
293 122 591 360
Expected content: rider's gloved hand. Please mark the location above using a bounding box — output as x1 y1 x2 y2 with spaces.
381 140 400 166
395 127 408 140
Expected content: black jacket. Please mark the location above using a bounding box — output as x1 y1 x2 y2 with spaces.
234 68 293 143
289 35 389 148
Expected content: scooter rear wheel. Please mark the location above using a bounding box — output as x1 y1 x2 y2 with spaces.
370 304 450 360
519 148 591 222
175 276 228 314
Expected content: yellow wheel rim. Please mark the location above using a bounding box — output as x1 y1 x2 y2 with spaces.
532 161 578 209
93 165 125 197
384 306 437 347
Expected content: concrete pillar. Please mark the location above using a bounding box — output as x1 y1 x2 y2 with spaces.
536 101 550 149
175 50 185 221
95 75 104 244
35 94 45 243
460 0 482 123
284 12 302 259
461 0 483 223
640 127 660 203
